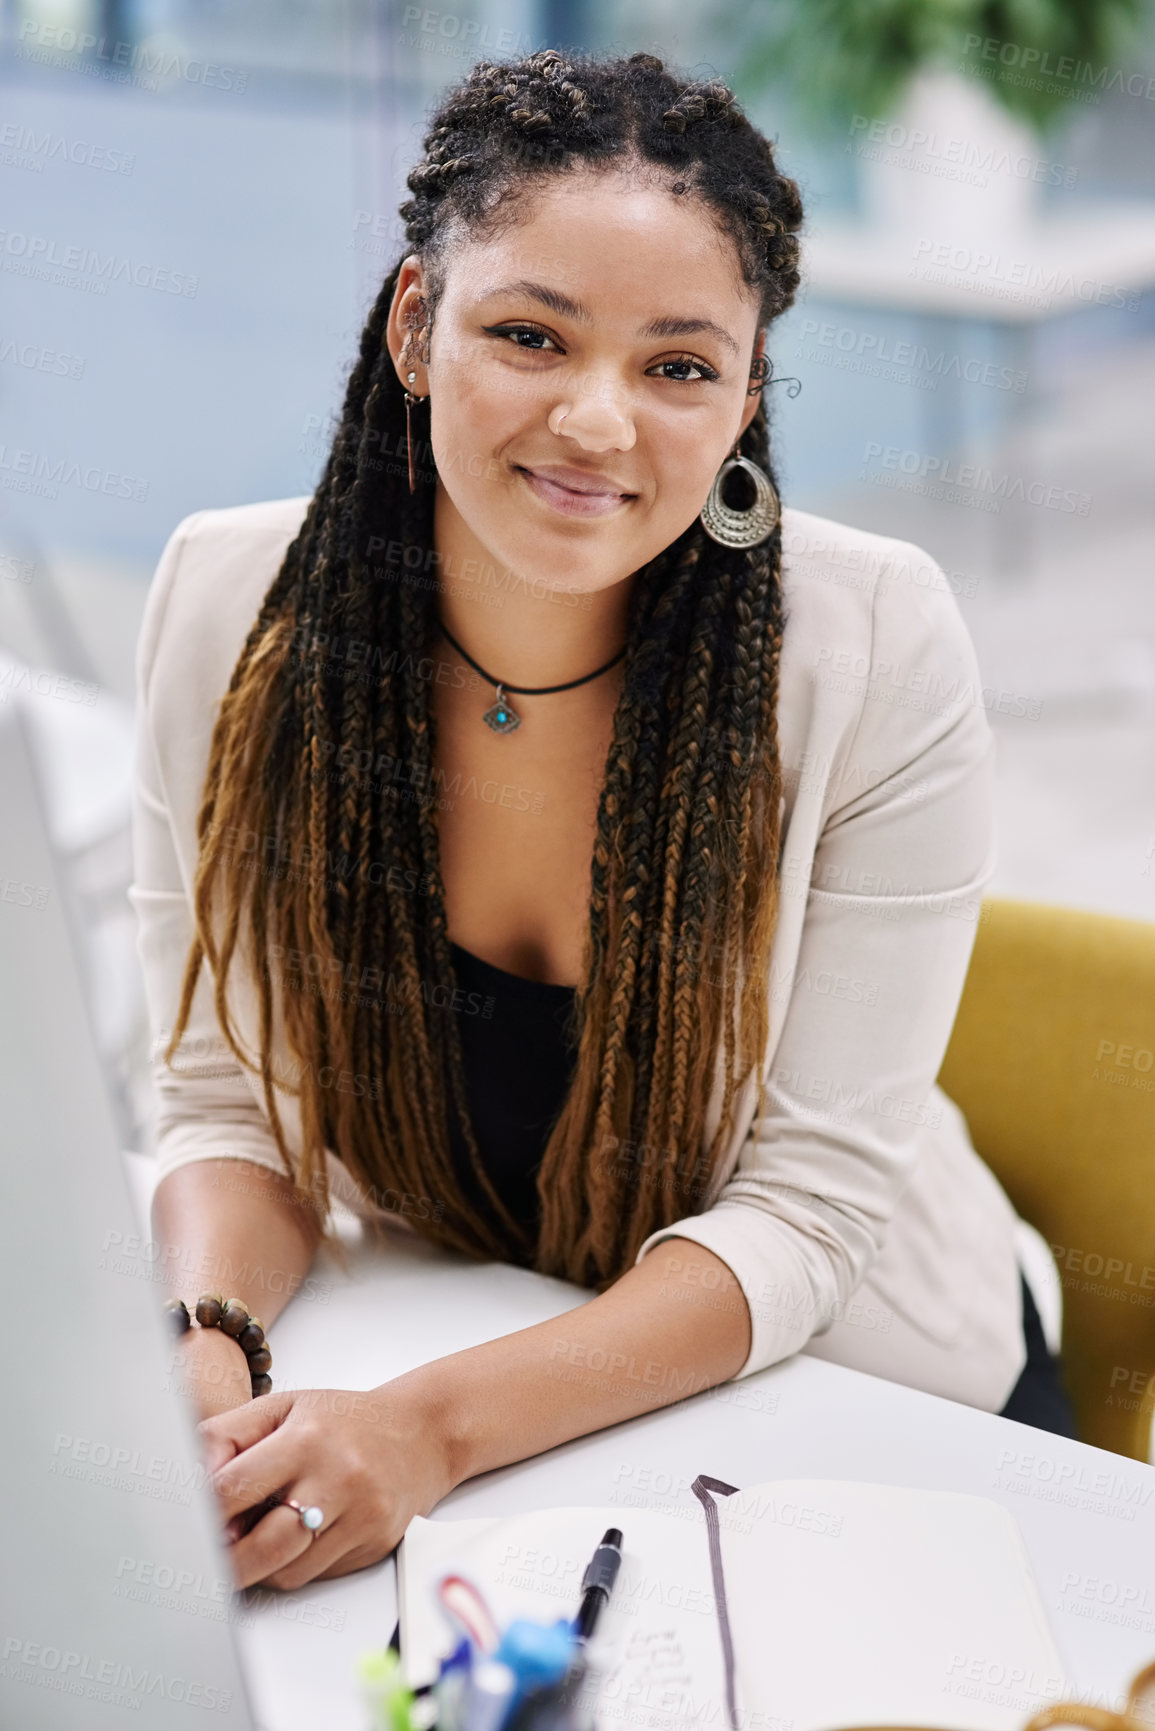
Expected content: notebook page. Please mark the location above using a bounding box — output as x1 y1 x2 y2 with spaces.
398 1502 729 1728
719 1480 1065 1731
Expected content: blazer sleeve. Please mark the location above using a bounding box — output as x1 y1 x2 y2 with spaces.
128 514 299 1187
634 548 998 1378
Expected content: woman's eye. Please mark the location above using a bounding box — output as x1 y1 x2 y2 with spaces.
650 355 719 384
485 323 561 353
483 325 718 383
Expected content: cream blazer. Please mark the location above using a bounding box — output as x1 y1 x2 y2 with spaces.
129 497 1027 1413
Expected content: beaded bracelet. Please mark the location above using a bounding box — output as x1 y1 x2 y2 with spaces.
163 1293 273 1398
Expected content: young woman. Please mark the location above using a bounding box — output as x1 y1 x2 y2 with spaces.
132 48 1075 1595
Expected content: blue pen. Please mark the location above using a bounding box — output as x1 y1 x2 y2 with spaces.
433 1636 474 1731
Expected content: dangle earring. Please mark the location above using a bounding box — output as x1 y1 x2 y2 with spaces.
699 354 781 548
403 372 421 494
401 318 427 495
699 442 781 548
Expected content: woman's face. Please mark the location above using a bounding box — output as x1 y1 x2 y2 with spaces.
388 166 766 600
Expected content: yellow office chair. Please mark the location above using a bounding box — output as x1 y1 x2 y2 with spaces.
938 898 1155 1462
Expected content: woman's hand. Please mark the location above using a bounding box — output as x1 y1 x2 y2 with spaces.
191 1239 750 1594
196 1379 456 1590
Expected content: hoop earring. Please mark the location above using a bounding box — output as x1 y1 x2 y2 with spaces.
699 447 780 548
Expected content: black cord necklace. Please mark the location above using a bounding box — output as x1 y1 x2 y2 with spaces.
435 616 628 735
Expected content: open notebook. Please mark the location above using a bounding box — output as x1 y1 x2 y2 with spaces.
398 1478 1068 1731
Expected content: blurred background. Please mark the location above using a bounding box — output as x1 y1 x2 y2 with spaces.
1 0 1154 1158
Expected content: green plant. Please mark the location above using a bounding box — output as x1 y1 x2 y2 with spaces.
719 0 1151 133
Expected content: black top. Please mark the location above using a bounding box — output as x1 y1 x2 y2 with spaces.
445 940 579 1247
439 955 1059 1413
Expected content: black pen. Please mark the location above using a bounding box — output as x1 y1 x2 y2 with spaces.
573 1527 623 1645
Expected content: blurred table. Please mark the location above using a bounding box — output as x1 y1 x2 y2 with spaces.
800 202 1155 575
804 203 1155 322
123 1153 1155 1731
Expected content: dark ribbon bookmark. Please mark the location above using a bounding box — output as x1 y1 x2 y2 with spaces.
691 1474 743 1731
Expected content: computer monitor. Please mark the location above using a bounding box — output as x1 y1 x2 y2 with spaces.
0 702 258 1728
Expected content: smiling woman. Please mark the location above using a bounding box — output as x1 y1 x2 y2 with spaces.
131 48 1074 1594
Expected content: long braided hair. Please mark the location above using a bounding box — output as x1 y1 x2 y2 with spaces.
168 48 804 1289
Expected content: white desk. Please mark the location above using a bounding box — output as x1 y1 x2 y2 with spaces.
239 1231 1155 1730
122 1159 1155 1731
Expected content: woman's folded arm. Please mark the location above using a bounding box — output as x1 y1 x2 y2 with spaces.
632 549 999 1380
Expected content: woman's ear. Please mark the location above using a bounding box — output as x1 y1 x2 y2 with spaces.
385 256 430 388
737 329 768 440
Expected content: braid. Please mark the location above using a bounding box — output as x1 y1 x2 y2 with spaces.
170 47 802 1286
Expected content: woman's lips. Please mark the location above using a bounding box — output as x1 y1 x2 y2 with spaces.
516 466 633 518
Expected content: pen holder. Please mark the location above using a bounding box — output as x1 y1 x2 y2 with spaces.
503 1659 597 1731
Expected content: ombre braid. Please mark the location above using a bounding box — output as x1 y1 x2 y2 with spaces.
169 47 802 1288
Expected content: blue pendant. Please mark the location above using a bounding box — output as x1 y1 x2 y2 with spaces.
483 684 520 734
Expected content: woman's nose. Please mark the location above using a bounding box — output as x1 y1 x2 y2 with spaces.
548 378 637 452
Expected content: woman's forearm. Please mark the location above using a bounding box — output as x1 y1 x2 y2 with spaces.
400 1239 752 1489
200 1234 754 1586
151 1157 324 1326
151 1157 327 1417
